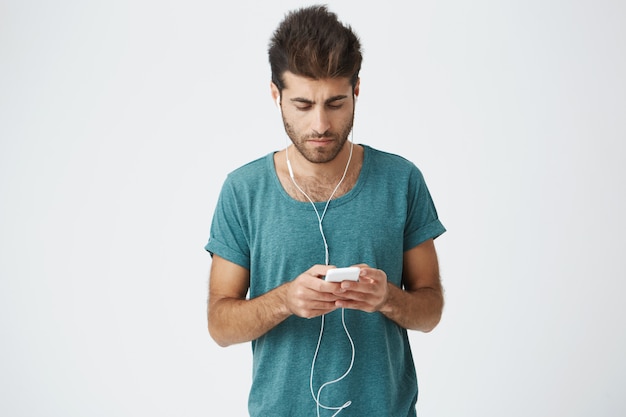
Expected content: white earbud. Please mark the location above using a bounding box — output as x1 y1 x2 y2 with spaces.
287 158 294 179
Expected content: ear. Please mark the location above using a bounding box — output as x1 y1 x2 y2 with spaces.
353 77 360 101
270 82 281 107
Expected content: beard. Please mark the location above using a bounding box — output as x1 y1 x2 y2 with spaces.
283 115 354 164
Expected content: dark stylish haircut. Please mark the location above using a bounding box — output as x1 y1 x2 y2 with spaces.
268 5 362 93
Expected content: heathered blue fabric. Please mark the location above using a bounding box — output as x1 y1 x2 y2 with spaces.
206 145 445 416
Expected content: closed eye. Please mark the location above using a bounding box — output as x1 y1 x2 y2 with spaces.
290 95 348 111
326 96 348 109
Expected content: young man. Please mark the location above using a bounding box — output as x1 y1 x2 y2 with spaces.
206 5 446 416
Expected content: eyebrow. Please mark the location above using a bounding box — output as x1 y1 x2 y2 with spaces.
290 95 349 105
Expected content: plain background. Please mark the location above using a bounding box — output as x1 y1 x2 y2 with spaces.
1 0 625 415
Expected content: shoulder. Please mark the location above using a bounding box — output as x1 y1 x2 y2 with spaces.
218 153 278 198
225 153 273 183
363 145 425 181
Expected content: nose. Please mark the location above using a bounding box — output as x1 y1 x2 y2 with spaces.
311 108 331 136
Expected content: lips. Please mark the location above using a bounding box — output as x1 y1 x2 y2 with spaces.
307 137 334 145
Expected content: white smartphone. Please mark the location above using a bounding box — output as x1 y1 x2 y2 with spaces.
324 267 360 282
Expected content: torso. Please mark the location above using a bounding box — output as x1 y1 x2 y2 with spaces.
207 145 445 415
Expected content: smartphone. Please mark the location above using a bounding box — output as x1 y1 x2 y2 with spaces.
324 267 360 282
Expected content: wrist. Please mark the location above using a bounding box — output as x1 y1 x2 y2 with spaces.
276 281 293 317
378 282 394 315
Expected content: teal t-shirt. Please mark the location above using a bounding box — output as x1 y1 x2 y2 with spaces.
206 145 445 416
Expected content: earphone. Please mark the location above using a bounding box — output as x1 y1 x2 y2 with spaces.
277 91 357 416
276 96 299 180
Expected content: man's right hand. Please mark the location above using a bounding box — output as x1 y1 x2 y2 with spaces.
284 264 345 318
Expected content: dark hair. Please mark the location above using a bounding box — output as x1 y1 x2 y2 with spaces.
268 5 362 92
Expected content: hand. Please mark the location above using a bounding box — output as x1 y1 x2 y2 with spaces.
332 265 389 313
285 265 343 318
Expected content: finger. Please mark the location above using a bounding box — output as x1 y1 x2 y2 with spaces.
356 267 387 285
335 287 374 303
339 279 375 293
308 264 337 278
294 301 338 318
295 285 341 302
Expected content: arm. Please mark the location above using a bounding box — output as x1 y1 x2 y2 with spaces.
334 238 444 332
207 255 341 347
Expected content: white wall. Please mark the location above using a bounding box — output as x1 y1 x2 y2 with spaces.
1 1 624 415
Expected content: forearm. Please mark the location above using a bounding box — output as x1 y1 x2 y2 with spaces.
379 282 444 332
208 283 291 347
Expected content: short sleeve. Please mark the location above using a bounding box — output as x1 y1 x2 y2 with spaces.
205 177 251 269
403 166 446 250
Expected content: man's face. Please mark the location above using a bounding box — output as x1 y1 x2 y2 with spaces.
276 72 358 164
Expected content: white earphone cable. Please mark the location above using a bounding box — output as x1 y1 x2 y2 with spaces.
280 95 357 416
286 140 353 266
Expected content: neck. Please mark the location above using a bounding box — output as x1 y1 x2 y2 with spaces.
276 142 363 203
286 141 354 182
287 142 353 208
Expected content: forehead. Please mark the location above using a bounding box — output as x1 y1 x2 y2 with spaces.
281 71 352 98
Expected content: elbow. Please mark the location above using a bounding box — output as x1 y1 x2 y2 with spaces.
212 337 232 348
418 312 442 333
208 321 234 348
208 328 228 348
417 294 444 333
207 300 237 347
